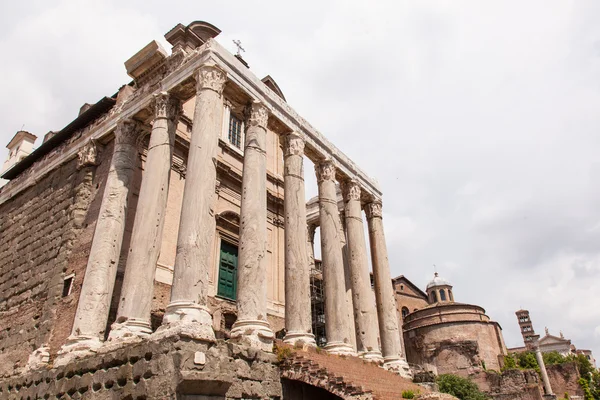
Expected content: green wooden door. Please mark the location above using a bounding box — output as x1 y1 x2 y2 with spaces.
217 241 238 300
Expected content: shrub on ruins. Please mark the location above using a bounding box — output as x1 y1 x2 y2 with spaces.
515 351 540 373
543 351 567 366
501 354 518 371
402 389 416 399
436 374 489 400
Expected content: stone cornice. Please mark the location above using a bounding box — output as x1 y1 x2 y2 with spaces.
0 36 381 205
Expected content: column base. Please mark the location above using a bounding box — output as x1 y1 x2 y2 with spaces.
359 349 384 362
230 319 275 352
324 341 356 356
283 331 316 348
108 318 152 341
157 301 215 342
383 356 413 379
55 335 103 367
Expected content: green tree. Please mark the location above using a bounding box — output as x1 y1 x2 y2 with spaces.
502 354 518 371
566 354 594 379
516 351 540 372
543 351 566 366
437 374 489 400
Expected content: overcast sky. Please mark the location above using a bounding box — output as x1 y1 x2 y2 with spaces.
1 0 600 357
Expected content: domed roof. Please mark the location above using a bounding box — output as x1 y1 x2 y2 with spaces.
426 272 452 290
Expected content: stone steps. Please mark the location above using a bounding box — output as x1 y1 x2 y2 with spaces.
279 344 429 400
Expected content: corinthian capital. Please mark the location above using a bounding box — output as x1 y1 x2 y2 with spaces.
315 159 336 183
283 132 305 157
153 92 182 122
115 120 142 146
196 64 227 94
341 179 361 202
247 101 269 129
364 201 383 220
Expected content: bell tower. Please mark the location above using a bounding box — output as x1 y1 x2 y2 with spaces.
516 309 537 349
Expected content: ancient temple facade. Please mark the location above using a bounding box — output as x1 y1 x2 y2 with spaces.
0 21 414 396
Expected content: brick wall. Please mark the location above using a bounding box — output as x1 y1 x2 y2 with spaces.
0 152 105 377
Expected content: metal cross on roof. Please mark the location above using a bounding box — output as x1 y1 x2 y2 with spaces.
233 40 245 56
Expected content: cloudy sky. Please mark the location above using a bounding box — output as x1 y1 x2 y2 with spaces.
2 0 600 357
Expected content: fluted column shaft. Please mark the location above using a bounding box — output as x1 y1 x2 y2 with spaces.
343 181 382 360
64 120 140 351
162 64 226 340
282 133 315 346
230 102 274 351
316 160 355 355
366 201 411 377
110 93 180 339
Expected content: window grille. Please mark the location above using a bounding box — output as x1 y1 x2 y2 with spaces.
228 114 243 149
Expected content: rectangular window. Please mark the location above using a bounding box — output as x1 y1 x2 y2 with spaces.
217 241 238 300
62 274 74 297
228 115 243 149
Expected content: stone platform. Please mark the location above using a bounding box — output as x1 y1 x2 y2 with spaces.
1 336 281 399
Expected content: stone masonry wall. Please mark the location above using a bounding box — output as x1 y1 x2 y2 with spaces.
0 336 282 399
471 369 543 400
0 151 107 378
404 321 504 375
547 362 583 398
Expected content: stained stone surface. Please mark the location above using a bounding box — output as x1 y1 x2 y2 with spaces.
164 64 226 331
282 133 315 347
3 336 282 399
111 93 181 340
366 201 412 377
66 120 141 349
342 180 382 360
230 101 274 351
316 160 355 356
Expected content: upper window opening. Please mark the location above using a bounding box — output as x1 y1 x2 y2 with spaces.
401 307 409 319
228 114 243 149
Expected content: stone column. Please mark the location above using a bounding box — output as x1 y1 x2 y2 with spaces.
281 132 315 347
365 201 411 377
534 340 554 395
338 211 358 352
316 160 355 355
230 101 274 351
307 224 316 271
342 180 382 360
109 92 181 340
61 120 141 354
161 64 226 340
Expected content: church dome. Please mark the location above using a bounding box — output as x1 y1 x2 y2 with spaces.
426 272 451 290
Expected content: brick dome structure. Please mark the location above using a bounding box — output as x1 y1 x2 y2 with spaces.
403 274 507 377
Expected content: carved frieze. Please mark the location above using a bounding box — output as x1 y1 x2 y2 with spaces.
364 201 383 220
315 160 336 183
153 92 182 122
77 139 99 170
196 64 227 94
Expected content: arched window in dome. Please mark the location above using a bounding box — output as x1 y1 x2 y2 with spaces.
431 290 438 303
448 289 454 301
401 307 409 319
440 289 447 301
